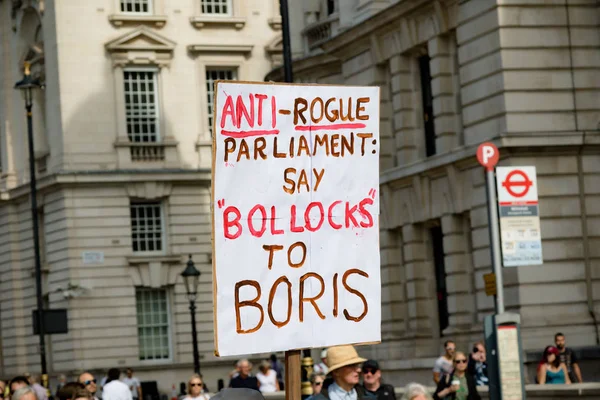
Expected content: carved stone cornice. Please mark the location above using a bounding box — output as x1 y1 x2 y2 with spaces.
105 26 175 67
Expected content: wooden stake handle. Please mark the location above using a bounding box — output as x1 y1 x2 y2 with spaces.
285 350 302 400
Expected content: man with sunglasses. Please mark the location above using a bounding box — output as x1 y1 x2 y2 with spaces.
361 360 396 400
433 340 456 384
79 372 99 400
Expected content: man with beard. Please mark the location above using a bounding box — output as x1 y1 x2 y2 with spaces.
555 333 583 383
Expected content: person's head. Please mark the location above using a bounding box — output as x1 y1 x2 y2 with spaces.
71 388 92 400
9 377 30 394
125 369 133 379
259 361 271 375
444 341 456 358
11 387 36 400
58 375 67 385
309 373 325 395
57 383 85 400
472 342 486 363
78 373 97 395
187 374 204 397
453 351 468 374
237 359 252 378
320 349 327 363
269 354 277 363
107 369 120 382
326 345 366 390
543 346 561 368
555 333 566 350
400 383 433 400
361 360 381 386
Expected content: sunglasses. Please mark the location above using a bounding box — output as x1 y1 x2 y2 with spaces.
362 368 378 375
85 380 97 385
313 382 323 386
455 359 467 364
190 383 203 387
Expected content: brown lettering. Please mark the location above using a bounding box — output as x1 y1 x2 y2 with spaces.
313 168 325 192
297 169 309 193
287 241 307 268
357 133 373 156
339 98 355 122
254 137 267 160
234 280 264 334
313 134 330 156
288 136 295 159
342 269 369 322
341 133 354 156
331 134 340 157
283 168 296 194
299 272 326 322
262 244 284 270
297 135 310 157
224 138 236 162
325 98 338 122
310 97 324 123
356 97 370 120
333 272 339 317
268 276 292 328
237 139 250 162
294 98 308 125
273 137 286 158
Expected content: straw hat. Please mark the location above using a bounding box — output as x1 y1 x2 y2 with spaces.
326 345 367 373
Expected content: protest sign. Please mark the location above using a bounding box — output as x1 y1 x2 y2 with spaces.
212 82 381 357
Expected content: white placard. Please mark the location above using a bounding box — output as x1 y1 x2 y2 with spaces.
82 251 104 265
496 166 538 204
212 82 381 357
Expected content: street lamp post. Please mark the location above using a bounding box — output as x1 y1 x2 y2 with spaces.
181 255 201 375
14 62 48 389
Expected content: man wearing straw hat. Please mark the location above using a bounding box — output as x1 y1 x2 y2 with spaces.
313 345 376 400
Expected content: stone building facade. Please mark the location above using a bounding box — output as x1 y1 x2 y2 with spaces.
0 0 281 390
267 0 600 383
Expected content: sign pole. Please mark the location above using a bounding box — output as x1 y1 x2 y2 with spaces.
485 169 505 314
285 350 302 400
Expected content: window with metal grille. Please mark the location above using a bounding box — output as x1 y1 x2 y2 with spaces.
120 0 152 14
206 68 237 131
201 0 231 15
124 70 159 143
136 288 171 360
130 202 163 252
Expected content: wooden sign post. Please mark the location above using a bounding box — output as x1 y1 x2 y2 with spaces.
285 350 301 400
211 82 382 397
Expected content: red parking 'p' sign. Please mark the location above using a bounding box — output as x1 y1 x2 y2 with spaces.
477 142 499 171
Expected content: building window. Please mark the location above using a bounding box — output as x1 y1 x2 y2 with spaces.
431 225 449 334
201 0 231 15
130 201 164 252
327 0 335 15
419 55 436 157
206 68 237 131
136 288 171 360
120 0 152 14
124 70 159 143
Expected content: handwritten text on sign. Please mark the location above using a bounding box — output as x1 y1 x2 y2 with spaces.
212 82 381 357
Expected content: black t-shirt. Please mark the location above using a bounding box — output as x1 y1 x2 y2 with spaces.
229 376 259 391
364 383 396 400
559 347 578 381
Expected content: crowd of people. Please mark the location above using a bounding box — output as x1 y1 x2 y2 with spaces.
0 332 584 400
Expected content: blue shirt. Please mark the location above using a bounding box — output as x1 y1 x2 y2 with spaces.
328 383 357 400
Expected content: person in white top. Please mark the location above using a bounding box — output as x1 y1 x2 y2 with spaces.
182 375 210 400
122 369 142 400
103 369 133 400
256 360 279 393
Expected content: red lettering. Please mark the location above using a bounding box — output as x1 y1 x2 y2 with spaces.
290 205 305 233
304 202 325 232
224 206 242 239
247 204 267 237
256 94 267 126
345 202 359 228
220 95 237 128
328 201 342 230
270 206 284 235
236 94 255 128
271 96 277 128
358 198 374 228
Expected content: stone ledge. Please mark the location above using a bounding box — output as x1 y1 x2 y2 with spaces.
189 16 246 30
108 14 167 28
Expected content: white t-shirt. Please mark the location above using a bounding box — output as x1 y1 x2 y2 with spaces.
433 356 453 375
103 380 133 400
257 370 278 393
122 377 141 399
